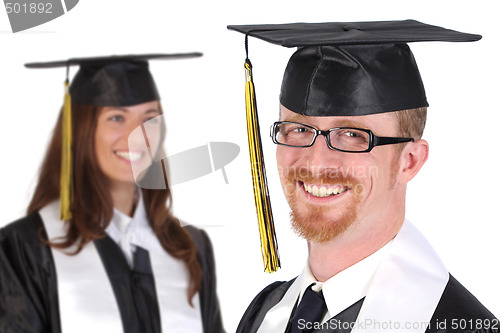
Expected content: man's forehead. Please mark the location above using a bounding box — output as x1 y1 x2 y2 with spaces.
279 105 397 129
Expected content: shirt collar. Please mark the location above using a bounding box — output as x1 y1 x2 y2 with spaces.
298 239 392 318
106 190 149 244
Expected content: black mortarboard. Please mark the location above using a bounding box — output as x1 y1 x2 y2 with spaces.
25 53 202 221
227 20 481 273
228 20 481 116
25 53 202 106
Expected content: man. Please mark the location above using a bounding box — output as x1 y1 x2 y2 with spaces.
228 20 498 332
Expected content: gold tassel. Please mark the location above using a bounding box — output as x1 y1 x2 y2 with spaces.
244 59 280 273
60 80 73 220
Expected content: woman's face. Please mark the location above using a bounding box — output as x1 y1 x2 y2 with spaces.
94 100 162 187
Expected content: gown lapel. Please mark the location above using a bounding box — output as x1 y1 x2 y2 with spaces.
39 201 123 333
312 298 365 333
93 237 161 333
352 220 449 333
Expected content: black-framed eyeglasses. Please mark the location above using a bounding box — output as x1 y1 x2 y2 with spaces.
270 121 415 153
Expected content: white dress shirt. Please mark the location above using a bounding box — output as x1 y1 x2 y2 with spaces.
105 203 138 267
304 241 391 322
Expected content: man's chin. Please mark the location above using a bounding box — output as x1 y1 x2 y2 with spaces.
290 210 357 243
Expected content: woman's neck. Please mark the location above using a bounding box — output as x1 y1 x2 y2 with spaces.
109 182 137 217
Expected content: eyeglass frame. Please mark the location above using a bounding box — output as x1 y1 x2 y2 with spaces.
270 121 415 153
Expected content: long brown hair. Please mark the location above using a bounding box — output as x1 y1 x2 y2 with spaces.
28 102 202 303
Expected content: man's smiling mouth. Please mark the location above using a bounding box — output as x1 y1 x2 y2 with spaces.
300 181 350 197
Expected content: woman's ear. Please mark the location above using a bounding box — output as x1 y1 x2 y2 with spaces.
398 139 429 184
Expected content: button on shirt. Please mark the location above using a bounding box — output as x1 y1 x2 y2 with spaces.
257 240 392 333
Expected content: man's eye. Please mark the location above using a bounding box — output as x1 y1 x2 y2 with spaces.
344 131 360 137
293 127 310 133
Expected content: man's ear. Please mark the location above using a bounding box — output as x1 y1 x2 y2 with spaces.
398 139 429 184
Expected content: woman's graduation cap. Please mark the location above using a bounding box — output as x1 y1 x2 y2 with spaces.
227 20 481 272
25 53 202 221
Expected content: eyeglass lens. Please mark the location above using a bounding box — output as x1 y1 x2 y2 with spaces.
275 122 370 152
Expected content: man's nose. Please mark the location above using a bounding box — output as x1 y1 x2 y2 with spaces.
306 133 343 171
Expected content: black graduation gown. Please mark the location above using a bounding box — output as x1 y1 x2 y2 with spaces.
0 212 224 333
236 276 498 333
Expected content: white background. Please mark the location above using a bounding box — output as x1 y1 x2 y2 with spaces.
1 1 498 331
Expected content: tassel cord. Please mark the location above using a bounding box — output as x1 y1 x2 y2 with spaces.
60 80 73 220
244 60 280 272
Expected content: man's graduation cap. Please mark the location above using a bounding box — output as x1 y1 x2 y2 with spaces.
227 20 481 272
25 53 202 221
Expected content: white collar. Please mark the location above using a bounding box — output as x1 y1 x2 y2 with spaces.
105 194 164 262
105 193 149 243
298 239 392 320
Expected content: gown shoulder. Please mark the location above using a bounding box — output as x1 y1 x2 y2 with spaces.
184 224 225 333
236 279 296 333
0 212 61 333
426 274 498 333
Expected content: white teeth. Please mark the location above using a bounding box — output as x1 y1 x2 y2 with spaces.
115 151 142 162
319 187 327 197
303 183 348 197
312 185 319 196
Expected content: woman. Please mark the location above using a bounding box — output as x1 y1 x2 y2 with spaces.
0 54 224 333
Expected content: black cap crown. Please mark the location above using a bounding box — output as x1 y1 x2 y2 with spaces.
25 53 202 106
228 20 481 116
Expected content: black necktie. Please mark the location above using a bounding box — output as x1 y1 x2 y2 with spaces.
289 284 327 333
